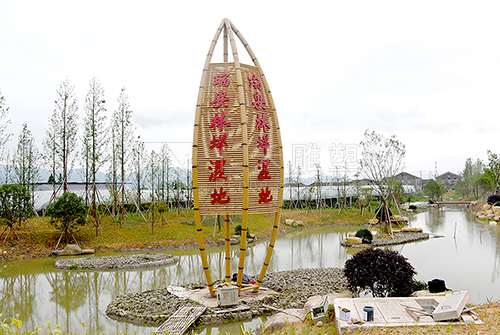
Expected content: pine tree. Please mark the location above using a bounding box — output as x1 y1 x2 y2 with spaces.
0 90 13 184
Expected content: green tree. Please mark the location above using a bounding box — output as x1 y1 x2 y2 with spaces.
46 193 86 241
456 158 484 198
423 179 445 202
0 184 31 241
0 90 13 184
82 78 107 235
476 171 495 199
52 78 79 194
486 150 500 194
359 130 406 232
13 123 40 206
112 87 134 222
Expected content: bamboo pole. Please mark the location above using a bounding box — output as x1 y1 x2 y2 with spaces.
228 19 285 293
192 19 225 297
225 18 250 295
225 214 231 283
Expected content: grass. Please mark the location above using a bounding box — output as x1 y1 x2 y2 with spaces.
0 207 373 260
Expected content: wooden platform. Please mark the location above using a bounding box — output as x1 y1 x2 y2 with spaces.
154 306 207 335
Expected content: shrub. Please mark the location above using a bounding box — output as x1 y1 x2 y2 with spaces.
487 195 500 205
344 248 416 297
234 224 250 236
355 228 373 244
46 193 86 238
409 205 417 211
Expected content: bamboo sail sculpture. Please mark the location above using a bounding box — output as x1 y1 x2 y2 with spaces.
192 18 284 296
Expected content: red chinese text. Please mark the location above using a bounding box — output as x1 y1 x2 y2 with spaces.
257 159 271 180
213 71 230 87
255 113 271 132
258 186 273 203
210 111 231 132
209 159 227 181
210 133 228 155
248 74 262 90
257 134 270 155
211 89 230 108
252 92 266 110
211 187 231 204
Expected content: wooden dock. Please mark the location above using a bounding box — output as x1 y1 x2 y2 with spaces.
154 306 206 335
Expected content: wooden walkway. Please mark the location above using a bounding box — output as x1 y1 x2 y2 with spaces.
434 201 471 205
154 306 206 335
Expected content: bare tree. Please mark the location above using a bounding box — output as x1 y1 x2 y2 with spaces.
359 130 406 233
13 123 40 207
287 161 294 209
314 163 324 211
52 78 79 194
82 78 107 236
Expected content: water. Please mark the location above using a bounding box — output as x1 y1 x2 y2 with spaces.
1 207 499 334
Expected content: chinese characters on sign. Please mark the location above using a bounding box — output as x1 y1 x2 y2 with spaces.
197 63 279 214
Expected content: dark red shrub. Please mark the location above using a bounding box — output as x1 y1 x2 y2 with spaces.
344 248 416 297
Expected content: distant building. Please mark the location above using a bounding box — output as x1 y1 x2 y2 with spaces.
436 171 459 190
393 172 424 192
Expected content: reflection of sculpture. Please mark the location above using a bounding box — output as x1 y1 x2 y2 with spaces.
192 18 284 296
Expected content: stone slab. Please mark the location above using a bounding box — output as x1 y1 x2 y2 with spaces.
334 292 481 334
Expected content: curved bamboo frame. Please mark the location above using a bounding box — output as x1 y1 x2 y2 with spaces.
192 18 284 296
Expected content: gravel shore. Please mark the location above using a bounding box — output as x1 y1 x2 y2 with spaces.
54 252 178 270
105 267 349 327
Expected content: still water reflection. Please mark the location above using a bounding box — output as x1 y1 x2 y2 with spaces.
1 207 499 334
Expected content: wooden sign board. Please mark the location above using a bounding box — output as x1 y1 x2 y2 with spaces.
196 63 281 215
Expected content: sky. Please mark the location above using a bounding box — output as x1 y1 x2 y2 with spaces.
1 1 499 181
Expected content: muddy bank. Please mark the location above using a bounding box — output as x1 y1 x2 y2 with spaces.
105 267 348 327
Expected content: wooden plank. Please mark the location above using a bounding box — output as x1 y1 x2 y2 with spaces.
154 306 206 335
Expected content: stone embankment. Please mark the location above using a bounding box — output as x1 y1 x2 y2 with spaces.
342 231 430 248
54 252 178 270
475 203 500 222
105 267 348 327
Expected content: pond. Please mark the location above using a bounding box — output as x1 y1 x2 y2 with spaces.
1 206 499 334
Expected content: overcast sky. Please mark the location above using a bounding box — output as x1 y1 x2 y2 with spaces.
1 1 499 180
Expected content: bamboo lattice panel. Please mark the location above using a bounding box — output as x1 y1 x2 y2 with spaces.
154 306 206 335
196 62 280 215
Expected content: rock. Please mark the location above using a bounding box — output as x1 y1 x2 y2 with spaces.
295 221 304 227
368 219 379 224
284 219 294 226
345 236 362 245
401 227 423 232
494 216 500 221
487 214 495 220
304 292 352 313
262 309 305 333
486 209 494 215
478 215 487 220
348 232 357 238
316 321 324 327
248 233 256 239
230 238 239 245
58 244 83 256
483 204 492 211
81 249 95 254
